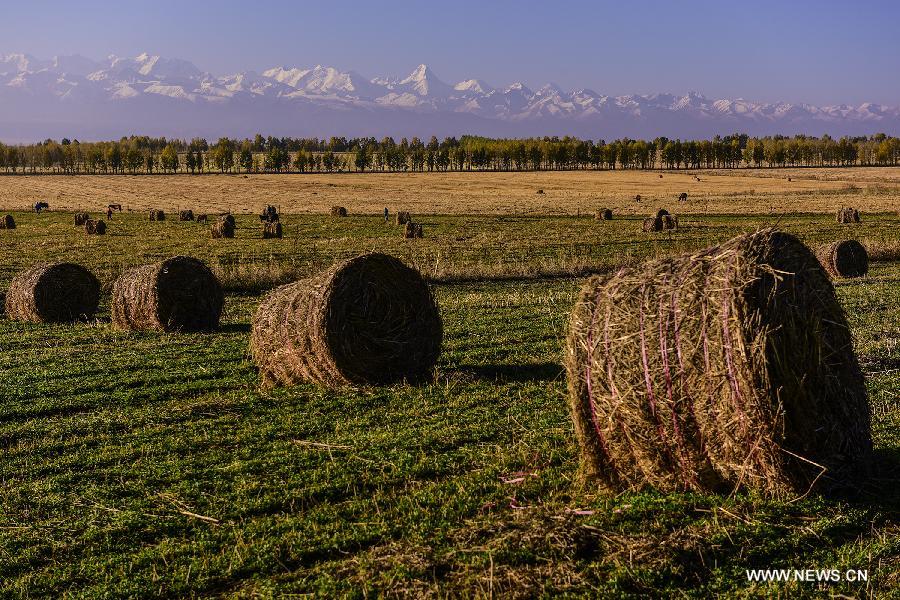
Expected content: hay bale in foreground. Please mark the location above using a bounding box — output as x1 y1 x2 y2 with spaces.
595 208 613 221
395 211 411 225
179 210 195 221
661 214 678 230
5 263 100 323
565 229 871 496
817 240 868 278
330 206 348 217
111 256 223 332
250 253 442 388
837 207 860 224
149 209 166 222
211 219 235 238
642 217 662 232
84 219 106 235
74 212 90 227
263 221 283 239
0 215 15 229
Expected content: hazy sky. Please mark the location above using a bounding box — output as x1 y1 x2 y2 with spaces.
3 0 899 105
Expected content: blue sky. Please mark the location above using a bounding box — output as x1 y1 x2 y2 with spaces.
3 0 899 105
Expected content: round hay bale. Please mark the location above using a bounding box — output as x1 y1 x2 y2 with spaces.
0 214 16 229
250 253 443 388
595 209 613 221
111 256 224 332
263 221 283 239
836 207 860 224
642 217 662 232
196 214 208 223
74 212 90 227
395 211 411 225
656 208 670 219
149 209 166 222
536 189 544 195
84 219 106 235
211 220 235 238
330 206 348 217
5 263 100 323
217 213 236 227
661 214 678 230
817 240 868 278
565 229 871 496
179 210 195 221
404 221 416 238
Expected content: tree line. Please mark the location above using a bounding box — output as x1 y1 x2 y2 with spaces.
1 133 899 174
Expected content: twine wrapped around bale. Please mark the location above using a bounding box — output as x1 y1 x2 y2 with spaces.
263 221 283 239
111 256 224 332
74 212 90 227
395 211 412 225
661 214 678 230
817 240 868 278
837 207 860 224
179 210 195 221
5 263 100 323
250 253 443 388
565 229 871 496
211 219 235 238
149 209 166 222
642 217 662 232
330 206 348 217
0 215 15 229
595 209 613 221
84 219 106 235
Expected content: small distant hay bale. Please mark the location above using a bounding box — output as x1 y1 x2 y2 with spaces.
837 207 860 224
111 256 224 332
656 208 670 219
0 214 15 229
595 208 613 221
84 219 106 235
263 221 283 239
149 209 166 221
5 262 100 323
642 217 662 232
817 240 868 278
565 229 871 496
179 210 195 221
403 222 424 238
661 214 678 230
659 174 663 178
196 214 208 223
395 211 411 225
74 212 90 226
217 213 236 227
330 206 348 217
536 189 544 195
250 253 443 388
211 219 235 238
634 194 641 202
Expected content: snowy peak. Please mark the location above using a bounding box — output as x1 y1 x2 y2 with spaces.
454 78 493 95
399 64 452 97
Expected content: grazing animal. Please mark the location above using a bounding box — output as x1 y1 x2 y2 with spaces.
34 202 49 213
108 204 122 211
634 194 642 202
679 192 688 202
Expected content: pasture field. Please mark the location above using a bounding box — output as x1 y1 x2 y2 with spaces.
0 185 899 596
1 167 900 216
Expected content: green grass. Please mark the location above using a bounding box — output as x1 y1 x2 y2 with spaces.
0 212 899 597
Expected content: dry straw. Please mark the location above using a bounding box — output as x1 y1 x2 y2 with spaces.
395 211 412 225
250 253 442 388
330 206 348 217
111 256 224 332
0 215 15 229
149 209 166 221
263 221 283 239
836 207 861 224
84 219 106 235
565 229 871 496
211 220 235 238
5 263 100 323
179 210 195 221
817 240 868 278
595 209 613 221
74 212 90 226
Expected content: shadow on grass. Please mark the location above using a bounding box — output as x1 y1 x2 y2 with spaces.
452 362 564 383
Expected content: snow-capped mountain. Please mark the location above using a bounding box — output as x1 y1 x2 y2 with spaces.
1 52 898 142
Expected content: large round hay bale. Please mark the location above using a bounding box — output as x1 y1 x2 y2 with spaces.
0 214 15 229
661 214 678 230
111 256 224 332
5 263 100 323
642 217 662 232
211 220 235 238
817 240 868 278
330 206 348 217
74 212 90 227
565 229 871 496
250 253 443 388
179 210 195 221
263 221 283 239
395 211 411 225
149 209 166 222
84 219 106 235
595 208 613 221
836 207 860 224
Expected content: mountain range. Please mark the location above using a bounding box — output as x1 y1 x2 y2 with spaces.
1 52 898 142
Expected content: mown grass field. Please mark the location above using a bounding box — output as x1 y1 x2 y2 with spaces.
1 197 899 597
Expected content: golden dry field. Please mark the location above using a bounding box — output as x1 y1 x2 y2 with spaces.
2 167 899 215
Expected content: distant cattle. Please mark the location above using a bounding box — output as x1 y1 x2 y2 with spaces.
634 194 642 202
34 202 49 213
108 204 123 211
679 192 688 202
